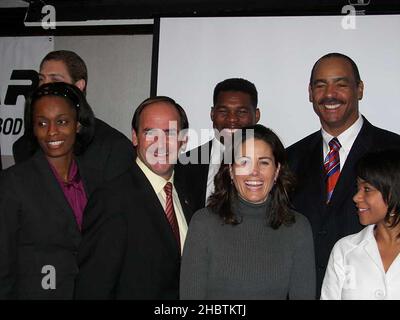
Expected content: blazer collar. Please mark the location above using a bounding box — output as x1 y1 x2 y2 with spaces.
75 153 103 196
32 150 102 234
328 117 374 208
129 162 191 256
355 225 385 272
32 150 81 237
306 134 327 206
174 169 194 222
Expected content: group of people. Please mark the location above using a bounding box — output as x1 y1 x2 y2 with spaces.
0 50 399 300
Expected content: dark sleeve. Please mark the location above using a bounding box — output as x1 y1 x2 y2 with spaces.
102 135 135 182
0 172 21 299
180 211 210 299
74 189 128 299
288 214 316 300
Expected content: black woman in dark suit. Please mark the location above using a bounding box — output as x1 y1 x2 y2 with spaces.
0 82 101 299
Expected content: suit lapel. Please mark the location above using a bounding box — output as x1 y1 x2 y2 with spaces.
304 135 327 208
183 141 212 210
174 171 194 223
130 164 181 256
77 159 103 197
32 151 80 235
330 119 372 209
364 232 385 272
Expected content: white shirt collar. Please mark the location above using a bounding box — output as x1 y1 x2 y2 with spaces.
321 114 364 164
210 137 225 165
136 157 174 194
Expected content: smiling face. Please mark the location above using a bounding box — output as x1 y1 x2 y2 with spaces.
231 138 280 204
211 91 260 139
132 101 185 180
353 178 389 226
309 57 364 136
33 95 79 163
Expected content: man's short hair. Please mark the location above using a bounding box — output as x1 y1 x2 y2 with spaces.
40 50 88 92
213 78 258 109
131 96 189 132
309 52 362 85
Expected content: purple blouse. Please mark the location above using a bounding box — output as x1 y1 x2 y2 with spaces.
49 159 87 231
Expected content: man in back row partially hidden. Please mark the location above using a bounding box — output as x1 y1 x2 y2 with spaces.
177 78 260 212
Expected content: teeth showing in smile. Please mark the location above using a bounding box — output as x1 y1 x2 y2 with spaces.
324 104 341 110
358 208 368 213
245 181 263 187
225 128 238 133
48 141 63 146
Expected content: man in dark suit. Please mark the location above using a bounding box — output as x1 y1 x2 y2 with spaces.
286 53 400 296
75 96 193 299
13 50 135 181
176 78 260 212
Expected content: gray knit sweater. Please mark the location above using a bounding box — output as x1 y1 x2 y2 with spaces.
180 197 316 299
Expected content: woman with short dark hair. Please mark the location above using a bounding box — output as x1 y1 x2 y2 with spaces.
321 148 400 300
180 124 316 299
0 82 99 299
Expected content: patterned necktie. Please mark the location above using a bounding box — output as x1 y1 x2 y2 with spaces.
324 137 341 203
164 182 181 249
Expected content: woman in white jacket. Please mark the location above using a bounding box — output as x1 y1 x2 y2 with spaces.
321 148 400 300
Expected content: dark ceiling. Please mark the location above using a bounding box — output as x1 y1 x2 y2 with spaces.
1 0 400 36
23 0 400 19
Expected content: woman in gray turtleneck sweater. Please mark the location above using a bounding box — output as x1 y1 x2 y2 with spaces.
180 125 316 300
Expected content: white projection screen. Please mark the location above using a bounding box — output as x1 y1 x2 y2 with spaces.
157 15 400 150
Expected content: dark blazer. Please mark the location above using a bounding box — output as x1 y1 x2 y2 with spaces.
175 141 212 213
75 162 194 299
13 118 135 182
286 117 400 295
0 150 102 299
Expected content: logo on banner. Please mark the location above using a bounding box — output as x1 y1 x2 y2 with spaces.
0 70 38 136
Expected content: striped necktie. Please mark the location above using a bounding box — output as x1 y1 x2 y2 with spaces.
324 137 341 203
164 182 181 249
